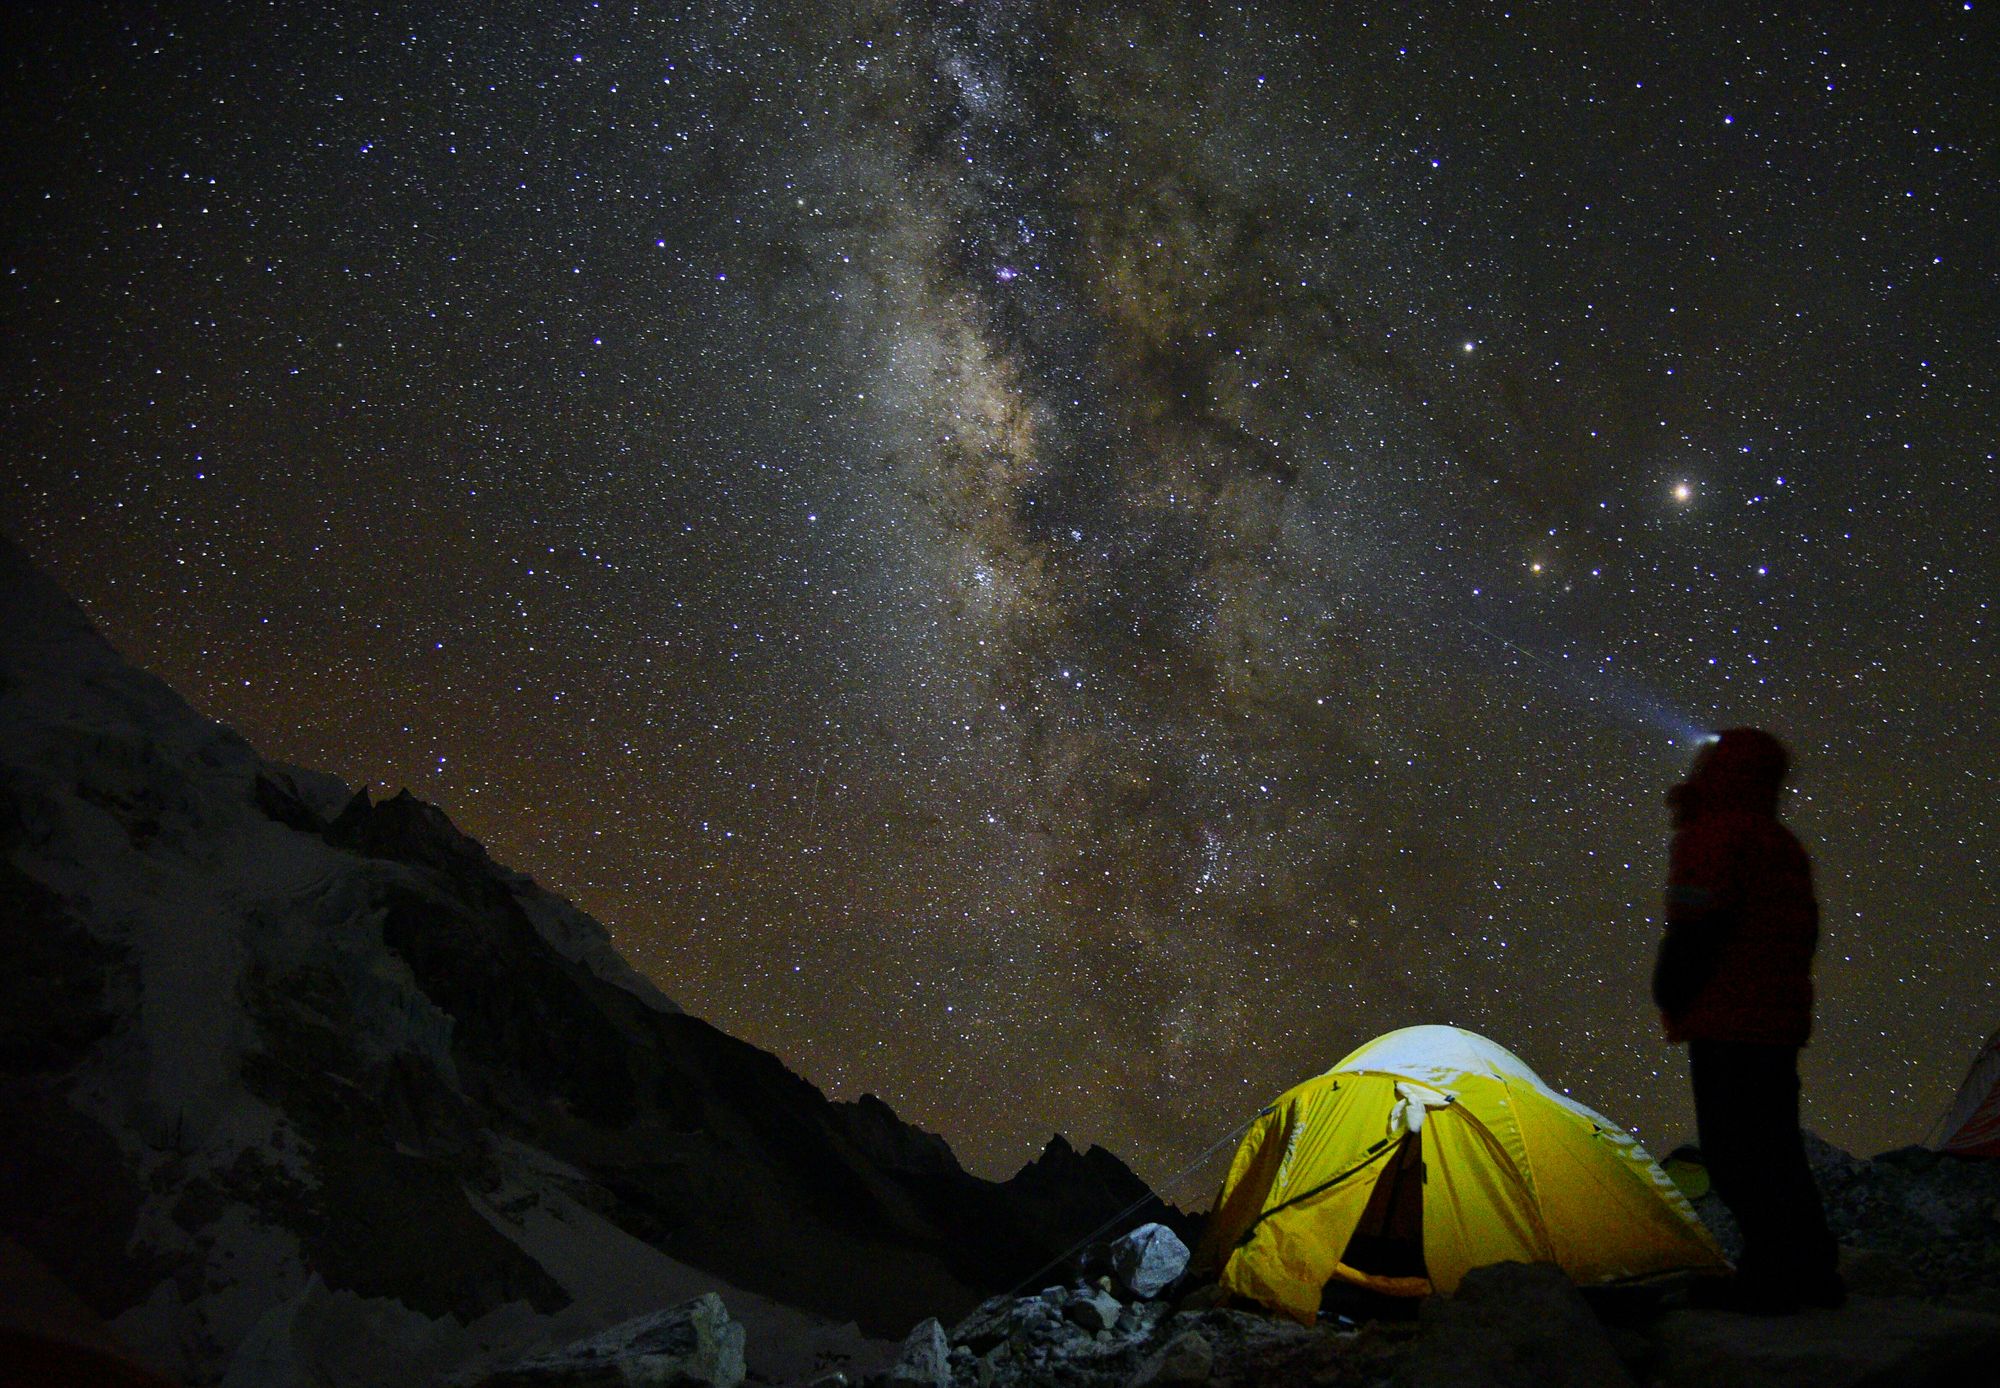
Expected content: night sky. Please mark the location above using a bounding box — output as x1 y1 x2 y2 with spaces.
5 3 1995 1196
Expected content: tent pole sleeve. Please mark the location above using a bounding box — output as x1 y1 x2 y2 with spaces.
1234 1134 1406 1248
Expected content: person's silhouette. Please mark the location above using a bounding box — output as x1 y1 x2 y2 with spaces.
1652 728 1844 1312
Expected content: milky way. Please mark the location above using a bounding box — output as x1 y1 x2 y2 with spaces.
4 2 1994 1191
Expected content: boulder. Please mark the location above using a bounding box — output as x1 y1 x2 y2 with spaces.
1110 1224 1191 1300
948 1294 1016 1353
1127 1329 1213 1387
478 1292 746 1387
1065 1286 1123 1333
1648 1295 2000 1388
882 1317 949 1388
1398 1261 1635 1388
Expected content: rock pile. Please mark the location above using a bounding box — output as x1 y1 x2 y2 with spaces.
1816 1141 2000 1301
474 1247 2000 1388
920 1222 1190 1388
477 1293 747 1387
1687 1133 2000 1304
853 1221 1413 1388
915 1283 1403 1388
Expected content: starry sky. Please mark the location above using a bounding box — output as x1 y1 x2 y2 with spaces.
4 2 1995 1195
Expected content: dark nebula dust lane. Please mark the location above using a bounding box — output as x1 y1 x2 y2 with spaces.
4 1 1995 1188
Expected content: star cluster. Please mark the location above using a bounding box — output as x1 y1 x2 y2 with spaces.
4 2 1994 1194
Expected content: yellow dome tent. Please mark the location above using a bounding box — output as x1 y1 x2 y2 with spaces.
1193 1025 1726 1322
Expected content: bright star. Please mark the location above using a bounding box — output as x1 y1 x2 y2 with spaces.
1672 482 1694 503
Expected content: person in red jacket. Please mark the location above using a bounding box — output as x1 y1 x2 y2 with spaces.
1652 727 1844 1312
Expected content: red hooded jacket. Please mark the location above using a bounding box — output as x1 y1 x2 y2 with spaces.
1652 730 1820 1046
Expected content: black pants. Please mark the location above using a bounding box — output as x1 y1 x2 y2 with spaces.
1688 1040 1840 1293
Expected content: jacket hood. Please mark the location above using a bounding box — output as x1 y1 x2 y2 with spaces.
1669 726 1789 821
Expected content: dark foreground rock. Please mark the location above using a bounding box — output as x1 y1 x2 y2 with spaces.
919 1267 1411 1388
1398 1261 1635 1388
1127 1328 1213 1388
1647 1295 2000 1388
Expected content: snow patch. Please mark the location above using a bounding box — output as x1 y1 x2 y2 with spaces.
504 872 681 1013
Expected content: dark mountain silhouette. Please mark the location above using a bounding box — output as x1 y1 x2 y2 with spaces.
0 534 1169 1385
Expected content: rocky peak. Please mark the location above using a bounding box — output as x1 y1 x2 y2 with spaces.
837 1092 964 1177
326 785 497 873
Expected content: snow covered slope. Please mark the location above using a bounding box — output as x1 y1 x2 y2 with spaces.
0 534 1165 1386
